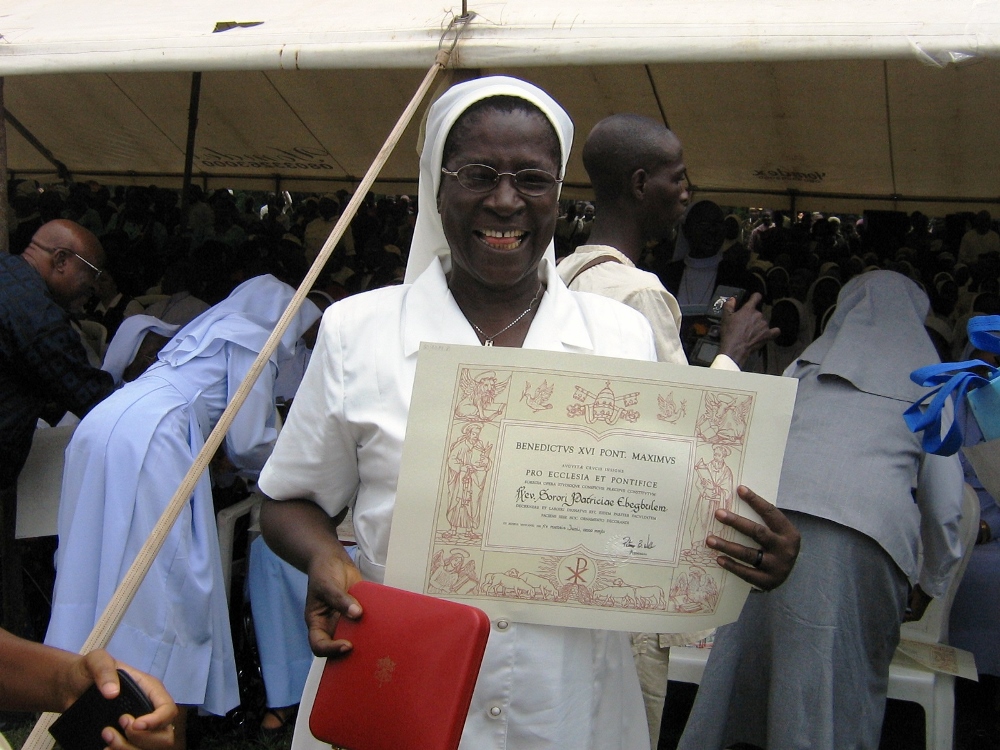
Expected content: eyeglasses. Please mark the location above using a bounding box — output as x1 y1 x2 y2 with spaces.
441 164 562 197
31 240 104 281
66 249 104 281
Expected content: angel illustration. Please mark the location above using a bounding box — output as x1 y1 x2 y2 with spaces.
456 369 509 423
520 379 554 412
428 548 480 594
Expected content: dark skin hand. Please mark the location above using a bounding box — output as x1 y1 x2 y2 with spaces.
0 629 177 750
259 497 363 656
305 548 364 655
903 584 933 623
718 293 780 369
707 485 801 591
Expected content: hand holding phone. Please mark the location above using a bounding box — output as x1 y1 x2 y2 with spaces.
49 668 155 750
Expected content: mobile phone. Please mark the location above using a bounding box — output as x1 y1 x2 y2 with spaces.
708 285 747 320
49 668 155 750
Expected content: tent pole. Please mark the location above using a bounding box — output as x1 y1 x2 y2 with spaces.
22 35 467 750
180 72 202 229
643 65 670 130
882 61 899 210
3 110 70 183
0 77 8 255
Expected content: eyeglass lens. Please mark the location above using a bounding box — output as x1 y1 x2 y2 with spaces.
448 164 559 196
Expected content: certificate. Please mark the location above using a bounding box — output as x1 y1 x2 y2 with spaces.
384 344 797 633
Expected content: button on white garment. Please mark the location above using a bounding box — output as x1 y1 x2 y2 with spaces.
496 619 509 630
489 706 502 717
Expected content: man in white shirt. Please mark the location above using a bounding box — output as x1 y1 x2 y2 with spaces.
558 113 778 748
559 114 775 368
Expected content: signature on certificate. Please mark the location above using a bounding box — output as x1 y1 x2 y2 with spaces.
621 535 656 550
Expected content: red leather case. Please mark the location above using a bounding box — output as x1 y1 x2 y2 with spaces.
309 580 491 750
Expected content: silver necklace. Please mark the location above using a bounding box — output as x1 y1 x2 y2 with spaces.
470 285 543 346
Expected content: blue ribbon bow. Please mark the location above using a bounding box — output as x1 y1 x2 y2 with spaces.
904 315 1000 456
969 315 1000 356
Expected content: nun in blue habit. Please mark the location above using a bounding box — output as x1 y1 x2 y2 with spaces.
101 313 181 385
46 274 321 716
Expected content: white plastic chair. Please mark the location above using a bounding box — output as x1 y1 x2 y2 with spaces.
134 293 170 308
665 642 710 686
216 492 263 604
666 483 981 750
215 410 282 603
15 425 77 539
667 646 712 685
76 319 108 362
886 482 979 750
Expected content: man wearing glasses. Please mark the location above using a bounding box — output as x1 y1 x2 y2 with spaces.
1 219 114 633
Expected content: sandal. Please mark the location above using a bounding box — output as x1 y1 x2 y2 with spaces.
260 705 298 738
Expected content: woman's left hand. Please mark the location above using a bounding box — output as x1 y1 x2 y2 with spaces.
706 485 801 591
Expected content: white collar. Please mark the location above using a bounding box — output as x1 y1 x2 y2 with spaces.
402 257 594 358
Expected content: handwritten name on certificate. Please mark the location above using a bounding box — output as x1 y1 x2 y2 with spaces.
384 344 797 633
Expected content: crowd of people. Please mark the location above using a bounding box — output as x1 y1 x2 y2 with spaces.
6 178 415 320
6 154 998 372
1 73 998 750
560 199 1000 378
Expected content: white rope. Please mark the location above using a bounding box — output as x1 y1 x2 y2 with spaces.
23 31 465 749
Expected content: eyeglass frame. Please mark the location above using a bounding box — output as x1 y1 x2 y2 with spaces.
441 163 563 197
30 240 104 281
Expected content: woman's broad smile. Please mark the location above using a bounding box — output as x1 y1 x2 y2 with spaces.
475 228 528 251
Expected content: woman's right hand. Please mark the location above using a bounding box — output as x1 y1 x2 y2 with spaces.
259 497 366 657
305 551 365 656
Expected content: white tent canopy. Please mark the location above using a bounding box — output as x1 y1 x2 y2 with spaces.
2 1 999 213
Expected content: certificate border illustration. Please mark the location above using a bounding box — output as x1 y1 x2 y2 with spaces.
385 344 797 634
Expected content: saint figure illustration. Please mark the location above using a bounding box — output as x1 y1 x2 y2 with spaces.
443 422 492 541
687 445 735 555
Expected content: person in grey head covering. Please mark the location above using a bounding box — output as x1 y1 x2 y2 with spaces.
678 270 965 750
